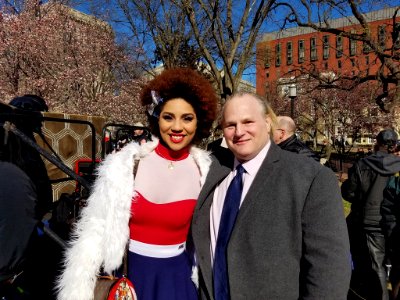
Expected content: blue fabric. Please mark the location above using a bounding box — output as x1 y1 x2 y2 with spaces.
213 165 244 300
127 251 197 300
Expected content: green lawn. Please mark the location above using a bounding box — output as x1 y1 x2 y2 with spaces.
343 200 351 217
338 180 351 217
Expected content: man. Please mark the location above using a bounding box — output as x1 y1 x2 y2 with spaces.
192 92 351 299
0 161 38 299
0 103 43 299
273 115 319 161
381 164 400 300
342 129 400 300
1 97 59 299
8 95 53 220
320 138 333 167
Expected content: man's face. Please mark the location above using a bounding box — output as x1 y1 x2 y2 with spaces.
222 95 270 162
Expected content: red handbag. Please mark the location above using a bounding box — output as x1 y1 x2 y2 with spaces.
94 248 137 300
94 275 137 300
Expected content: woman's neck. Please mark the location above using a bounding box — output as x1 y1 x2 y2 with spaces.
155 142 190 161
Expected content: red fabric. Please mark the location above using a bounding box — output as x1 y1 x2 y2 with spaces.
154 142 189 161
129 192 196 245
108 277 137 300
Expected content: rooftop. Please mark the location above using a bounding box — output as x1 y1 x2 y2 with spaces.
262 6 399 41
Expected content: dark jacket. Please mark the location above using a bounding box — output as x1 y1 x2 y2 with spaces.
0 162 38 283
20 131 53 220
193 143 350 299
381 174 400 264
342 151 400 230
277 134 320 162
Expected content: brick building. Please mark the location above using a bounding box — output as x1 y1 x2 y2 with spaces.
256 7 400 96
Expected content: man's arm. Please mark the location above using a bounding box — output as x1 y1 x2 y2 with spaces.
341 163 361 203
300 167 351 299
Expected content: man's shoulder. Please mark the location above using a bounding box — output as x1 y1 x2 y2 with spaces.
280 136 318 159
0 161 30 181
270 144 325 178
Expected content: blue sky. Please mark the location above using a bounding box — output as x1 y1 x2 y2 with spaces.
73 1 400 86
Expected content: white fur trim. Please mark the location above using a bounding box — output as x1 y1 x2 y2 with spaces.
56 138 211 300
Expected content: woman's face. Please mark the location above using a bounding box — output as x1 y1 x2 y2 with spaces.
158 98 197 151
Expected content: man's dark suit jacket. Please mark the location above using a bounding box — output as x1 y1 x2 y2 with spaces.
192 143 351 299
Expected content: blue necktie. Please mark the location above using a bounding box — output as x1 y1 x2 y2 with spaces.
214 164 245 300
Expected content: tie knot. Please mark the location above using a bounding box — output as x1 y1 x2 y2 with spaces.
236 164 245 176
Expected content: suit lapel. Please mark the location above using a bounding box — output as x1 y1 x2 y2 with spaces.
197 159 231 209
236 144 281 223
195 146 281 295
195 158 231 296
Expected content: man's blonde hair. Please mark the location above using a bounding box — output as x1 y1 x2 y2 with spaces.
221 92 277 135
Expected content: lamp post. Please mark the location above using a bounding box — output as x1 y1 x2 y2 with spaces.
288 84 297 119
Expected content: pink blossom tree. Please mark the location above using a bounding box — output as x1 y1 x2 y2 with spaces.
0 1 146 124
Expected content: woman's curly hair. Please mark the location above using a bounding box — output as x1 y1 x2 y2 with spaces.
140 67 218 143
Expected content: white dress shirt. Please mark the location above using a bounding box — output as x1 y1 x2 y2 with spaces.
209 141 271 264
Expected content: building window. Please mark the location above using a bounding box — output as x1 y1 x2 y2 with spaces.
323 35 330 59
363 41 372 53
350 58 356 67
349 38 357 56
298 39 305 63
365 55 369 65
286 41 293 65
336 36 343 58
275 43 281 67
324 62 328 69
378 25 386 49
264 47 271 68
310 37 317 61
338 60 342 69
265 71 269 78
394 23 400 50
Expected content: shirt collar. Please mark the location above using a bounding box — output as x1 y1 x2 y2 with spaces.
233 140 271 176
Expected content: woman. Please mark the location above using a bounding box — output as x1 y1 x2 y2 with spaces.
57 68 218 300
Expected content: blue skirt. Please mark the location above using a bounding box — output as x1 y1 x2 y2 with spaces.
127 251 198 300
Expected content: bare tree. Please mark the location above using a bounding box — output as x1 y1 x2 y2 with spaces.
180 0 276 99
88 0 277 100
86 0 202 76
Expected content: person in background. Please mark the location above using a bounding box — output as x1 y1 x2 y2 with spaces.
273 115 319 162
1 97 59 300
382 170 400 300
8 94 53 220
57 67 218 300
0 103 39 300
381 140 400 300
192 92 351 299
320 138 333 167
395 141 400 157
342 129 400 300
207 135 234 168
133 122 150 145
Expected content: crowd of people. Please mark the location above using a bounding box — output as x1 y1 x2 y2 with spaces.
1 67 400 300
